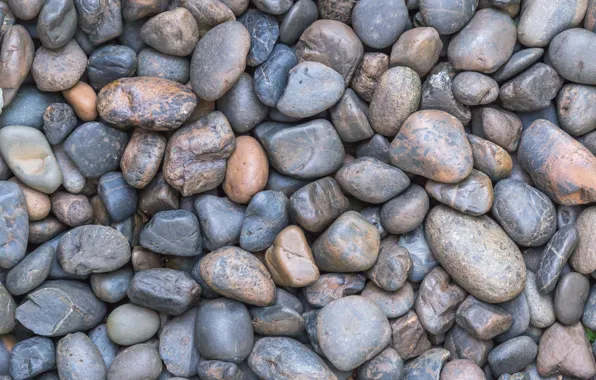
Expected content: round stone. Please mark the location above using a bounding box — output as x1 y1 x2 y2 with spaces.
51 191 94 227
352 0 409 49
548 28 596 85
136 48 190 83
31 40 87 92
62 82 98 122
37 0 77 49
557 84 596 137
8 177 51 221
380 184 429 235
419 0 477 34
554 272 589 326
140 7 199 56
389 27 442 78
107 343 163 380
488 336 538 377
223 136 268 204
106 304 160 346
471 106 522 152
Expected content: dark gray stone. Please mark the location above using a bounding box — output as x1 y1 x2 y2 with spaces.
90 267 134 303
499 63 563 112
329 88 373 143
493 48 544 82
488 336 538 377
303 309 323 355
524 270 555 329
358 347 404 380
159 309 200 377
88 324 117 369
57 225 131 275
0 337 10 376
98 171 138 223
107 343 163 380
197 360 243 380
5 245 53 296
120 18 147 53
0 283 14 335
0 85 63 129
0 156 11 181
356 134 391 163
15 280 107 337
495 293 531 343
419 0 476 34
380 184 429 235
74 0 122 45
43 103 77 145
352 0 408 49
56 332 106 380
554 272 589 326
398 225 438 282
403 348 450 380
279 0 318 45
140 210 201 256
87 45 137 91
0 181 28 269
253 44 297 107
9 337 56 380
137 48 190 83
216 72 268 133
420 62 471 125
128 268 201 315
37 0 78 49
238 9 279 67
266 170 310 197
195 298 254 364
536 225 579 294
240 190 289 252
64 122 129 179
444 325 492 367
194 194 245 251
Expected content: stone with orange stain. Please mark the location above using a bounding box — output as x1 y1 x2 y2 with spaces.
389 110 473 183
265 225 319 287
97 77 197 131
62 82 98 122
223 136 268 204
8 177 51 221
468 134 512 181
518 119 596 205
304 273 366 308
0 25 34 106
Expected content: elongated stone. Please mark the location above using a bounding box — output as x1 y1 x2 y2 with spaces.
5 245 53 296
56 332 106 380
0 181 28 269
253 44 297 107
159 310 200 377
536 225 579 294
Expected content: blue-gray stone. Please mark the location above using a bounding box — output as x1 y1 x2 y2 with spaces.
0 181 28 270
279 0 318 45
0 283 14 335
98 171 138 223
0 337 9 376
194 195 245 252
352 0 409 49
159 309 200 377
5 245 54 296
216 72 268 133
398 225 438 282
137 48 190 83
239 9 279 67
582 285 596 330
56 332 106 380
488 336 537 377
90 266 134 303
140 210 202 256
88 324 118 369
9 337 56 380
266 170 310 197
240 190 289 252
43 103 78 145
495 292 530 343
254 44 297 107
88 45 137 91
0 85 63 129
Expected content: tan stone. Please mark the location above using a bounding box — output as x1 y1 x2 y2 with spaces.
8 177 51 221
62 81 98 122
223 136 268 204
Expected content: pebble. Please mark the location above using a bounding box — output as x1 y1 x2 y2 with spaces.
456 296 512 340
0 26 34 107
500 63 563 112
194 194 245 250
163 111 235 196
0 126 63 194
362 281 414 319
217 73 268 133
61 81 97 122
0 181 28 269
121 128 167 189
329 88 373 143
159 310 200 377
5 245 53 296
15 280 107 336
122 0 167 21
361 206 387 239
28 217 67 245
128 268 201 315
56 332 106 380
136 48 190 83
58 225 130 275
420 0 476 34
557 84 596 137
107 343 163 380
238 9 278 66
252 0 292 15
106 303 159 346
557 204 585 229
554 272 589 326
195 298 254 364
75 0 122 45
0 284 15 334
548 28 596 85
524 270 556 329
90 267 134 303
0 86 62 129
140 7 199 56
352 0 408 49
571 207 596 274
64 122 129 179
440 359 485 380
518 0 587 47
496 292 531 343
390 310 432 360
404 348 451 380
220 0 249 15
380 184 429 235
240 190 288 252
31 40 87 92
390 27 442 78
366 237 411 291
250 302 305 337
492 47 545 82
8 0 44 20
253 44 297 107
180 0 235 38
399 225 439 282
279 0 318 45
37 0 77 49
304 273 366 308
9 337 56 380
452 72 499 106
9 177 51 221
196 360 243 380
131 246 162 272
351 53 389 102
488 336 538 377
425 169 494 216
136 174 178 214
471 106 522 152
140 210 201 256
318 0 356 23
223 136 268 203
469 134 513 181
98 172 137 222
87 45 138 91
444 325 492 367
420 62 471 125
536 225 579 294
518 119 596 205
357 347 403 380
42 103 77 145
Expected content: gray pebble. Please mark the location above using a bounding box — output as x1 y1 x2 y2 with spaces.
524 270 555 329
356 134 391 163
159 309 200 377
536 225 579 294
252 0 293 14
253 44 297 107
548 28 596 85
194 194 245 251
56 332 106 380
43 103 77 145
452 71 499 106
352 0 408 49
499 63 563 112
197 360 243 380
88 45 137 91
358 347 404 380
216 72 268 133
107 303 159 346
556 84 596 137
329 88 373 143
5 244 54 296
53 144 86 194
240 190 289 252
420 62 471 125
419 0 476 34
107 343 163 380
279 0 318 45
137 48 190 83
0 181 28 269
492 48 544 82
99 171 138 223
398 225 438 282
90 267 134 303
9 337 56 380
554 272 589 326
238 9 279 66
380 184 429 235
495 292 530 343
140 210 201 256
37 0 77 49
488 336 538 377
0 283 14 335
266 170 309 198
0 85 63 129
88 324 118 369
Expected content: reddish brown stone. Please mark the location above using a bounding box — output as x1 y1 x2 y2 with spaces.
537 323 596 378
223 136 268 204
467 134 513 182
121 128 167 189
390 311 432 360
350 52 389 102
390 27 442 77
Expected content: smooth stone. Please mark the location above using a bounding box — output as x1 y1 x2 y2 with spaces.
122 0 167 22
252 0 292 14
5 245 53 296
312 211 380 272
64 122 129 179
398 225 438 282
223 135 269 204
136 48 190 83
74 0 122 45
140 7 199 56
572 207 596 274
128 268 200 315
254 44 297 107
518 0 587 47
557 84 596 137
8 0 44 20
554 272 589 325
471 106 522 152
255 120 345 180
492 179 556 247
456 296 513 340
536 322 596 378
390 110 473 183
448 8 516 73
50 191 93 227
29 217 67 245
0 284 15 334
404 348 450 380
9 337 55 380
425 169 494 216
361 206 388 239
240 191 288 252
90 267 134 303
279 0 318 45
317 296 391 371
420 62 471 125
419 0 476 34
499 63 563 112
495 292 531 343
329 88 373 143
219 0 249 15
43 103 77 145
444 325 492 367
362 282 414 319
163 111 235 196
250 303 305 337
351 52 389 102
318 0 356 23
366 237 411 292
190 21 250 101
238 9 278 66
369 66 421 137
440 359 485 380
303 273 366 308
58 225 130 275
0 24 34 108
98 171 137 223
493 48 545 82
380 184 429 235
524 270 556 328
357 134 391 163
119 18 148 53
31 40 86 92
62 81 98 122
536 225 579 294
352 0 408 49
140 210 201 256
107 343 163 380
468 134 513 181
425 205 526 303
452 72 499 106
137 174 180 216
120 128 166 189
131 246 162 272
37 0 77 49
390 310 432 361
358 347 404 380
195 298 254 364
296 20 363 85
49 151 85 208
196 360 242 380
194 194 245 251
0 181 28 269
88 325 117 369
557 204 585 229
106 303 159 346
548 28 596 85
217 73 268 133
15 280 107 336
87 45 137 91
390 27 442 78
200 246 275 306
488 336 538 377
0 86 62 129
56 332 106 380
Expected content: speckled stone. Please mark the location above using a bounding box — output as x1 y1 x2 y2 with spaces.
253 44 297 107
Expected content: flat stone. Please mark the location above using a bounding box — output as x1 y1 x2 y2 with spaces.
9 337 55 380
107 343 163 380
56 332 106 380
456 296 513 340
240 190 288 252
279 0 318 45
445 325 492 367
303 273 366 308
5 245 53 296
140 210 201 256
492 48 544 82
159 309 200 377
0 181 28 269
554 272 589 326
425 169 494 216
419 0 476 34
194 194 245 251
500 63 563 112
352 0 408 49
536 225 579 294
140 7 199 56
380 184 429 235
420 62 471 125
249 302 305 337
87 45 137 91
549 28 596 85
488 336 538 377
398 225 438 282
404 348 450 380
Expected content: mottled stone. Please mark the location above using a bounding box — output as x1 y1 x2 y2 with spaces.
524 270 556 328
358 347 403 380
537 323 596 378
390 27 442 78
194 194 245 251
140 210 201 256
456 296 512 340
488 336 538 377
404 348 450 380
399 225 438 282
420 0 477 34
140 7 199 56
265 226 318 287
518 0 586 47
43 103 77 145
420 62 471 125
468 134 513 181
136 48 190 83
0 182 28 269
121 129 166 189
0 283 14 335
74 0 123 45
253 44 296 108
303 273 366 308
56 332 106 380
9 337 55 380
366 237 411 292
390 311 431 360
279 0 318 45
425 169 494 216
159 309 200 377
557 84 596 137
196 360 242 380
238 9 278 67
0 86 62 129
350 53 389 103
362 281 414 319
492 48 544 82
452 72 499 106
440 359 485 380
445 325 492 367
31 40 86 92
380 184 429 235
499 63 563 112
87 45 137 91
536 225 579 294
